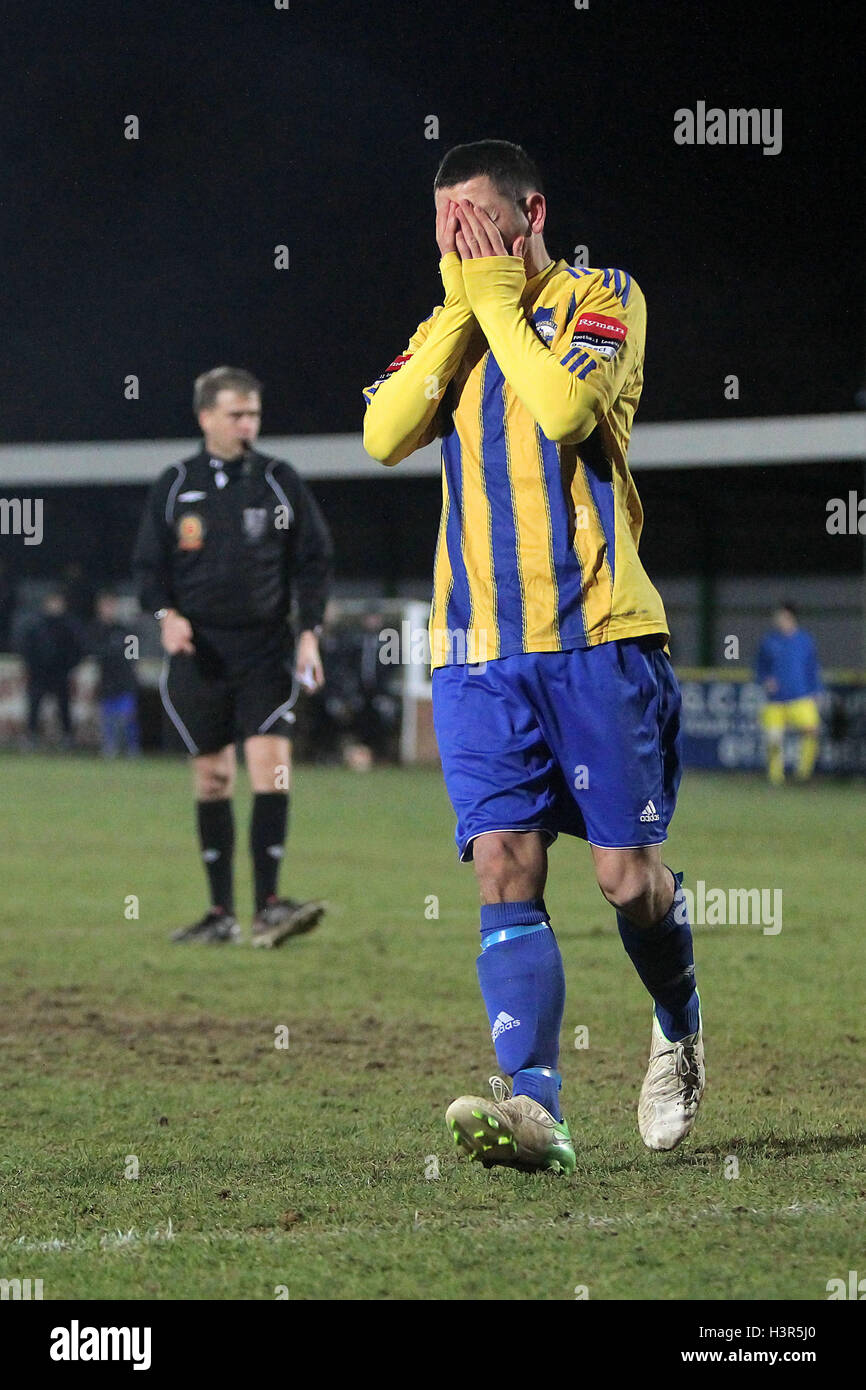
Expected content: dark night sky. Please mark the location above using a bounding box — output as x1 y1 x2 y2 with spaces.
2 0 863 443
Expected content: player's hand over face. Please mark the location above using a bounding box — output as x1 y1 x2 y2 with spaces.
296 629 325 692
161 610 195 655
435 198 459 258
454 201 525 261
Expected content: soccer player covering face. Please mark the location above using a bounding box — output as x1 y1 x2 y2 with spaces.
363 141 705 1171
134 367 333 947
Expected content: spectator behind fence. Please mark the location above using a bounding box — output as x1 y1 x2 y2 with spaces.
89 591 141 757
21 589 83 749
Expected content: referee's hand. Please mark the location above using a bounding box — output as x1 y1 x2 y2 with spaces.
295 629 325 692
160 610 196 655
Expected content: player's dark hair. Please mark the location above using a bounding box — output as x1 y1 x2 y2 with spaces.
193 366 263 414
434 140 544 205
779 601 799 620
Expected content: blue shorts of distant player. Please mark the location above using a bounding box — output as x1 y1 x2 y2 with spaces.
432 637 682 861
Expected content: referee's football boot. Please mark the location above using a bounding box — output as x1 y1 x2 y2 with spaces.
638 1010 705 1151
170 907 241 944
251 896 326 948
446 1076 576 1175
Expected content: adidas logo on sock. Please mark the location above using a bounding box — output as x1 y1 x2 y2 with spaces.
640 799 660 823
492 1011 521 1041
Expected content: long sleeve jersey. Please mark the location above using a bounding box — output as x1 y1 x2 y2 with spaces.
363 252 668 668
133 446 333 632
755 629 821 701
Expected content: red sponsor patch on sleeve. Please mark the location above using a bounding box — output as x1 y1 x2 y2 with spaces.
385 353 412 374
574 313 627 342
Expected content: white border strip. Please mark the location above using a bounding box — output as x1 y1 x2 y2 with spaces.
0 414 863 485
257 675 300 734
164 463 185 522
263 459 294 519
158 658 200 756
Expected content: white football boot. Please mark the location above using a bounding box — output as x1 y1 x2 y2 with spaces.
638 1010 705 1151
446 1076 576 1174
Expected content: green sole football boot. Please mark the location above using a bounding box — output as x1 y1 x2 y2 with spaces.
446 1077 575 1175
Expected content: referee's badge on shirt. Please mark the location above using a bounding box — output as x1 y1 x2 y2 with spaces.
177 513 205 550
243 507 269 541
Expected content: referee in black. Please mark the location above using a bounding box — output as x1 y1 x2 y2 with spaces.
133 366 334 947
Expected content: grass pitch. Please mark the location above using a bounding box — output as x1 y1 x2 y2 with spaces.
0 751 864 1300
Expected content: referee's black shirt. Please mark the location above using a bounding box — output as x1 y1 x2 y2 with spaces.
133 446 333 632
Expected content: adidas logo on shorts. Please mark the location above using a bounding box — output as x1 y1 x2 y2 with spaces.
492 1011 521 1041
640 799 661 823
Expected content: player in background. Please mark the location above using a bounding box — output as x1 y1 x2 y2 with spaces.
89 590 141 757
756 602 822 784
21 589 83 750
363 141 704 1172
133 366 333 947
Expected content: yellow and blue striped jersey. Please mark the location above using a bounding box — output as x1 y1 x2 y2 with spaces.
363 252 669 669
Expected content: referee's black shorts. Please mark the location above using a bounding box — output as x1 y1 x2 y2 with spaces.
160 623 298 756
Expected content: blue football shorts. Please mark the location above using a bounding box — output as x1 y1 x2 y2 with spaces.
432 637 682 861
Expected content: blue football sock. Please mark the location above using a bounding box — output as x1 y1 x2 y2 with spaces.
615 870 700 1043
476 899 565 1121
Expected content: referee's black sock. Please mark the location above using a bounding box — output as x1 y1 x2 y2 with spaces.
196 798 235 915
251 791 289 911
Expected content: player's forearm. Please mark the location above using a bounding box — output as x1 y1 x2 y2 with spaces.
363 256 474 466
363 310 471 464
462 257 610 444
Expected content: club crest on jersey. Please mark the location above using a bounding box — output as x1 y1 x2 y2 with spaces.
531 307 557 345
177 513 205 551
243 507 269 541
570 312 628 359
